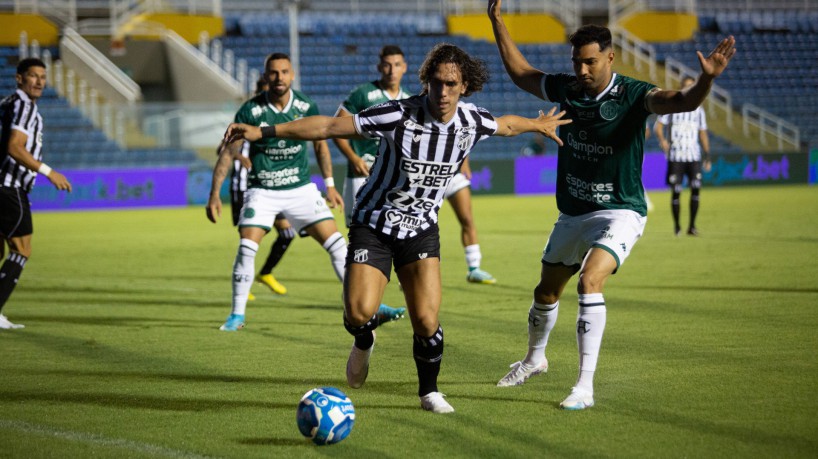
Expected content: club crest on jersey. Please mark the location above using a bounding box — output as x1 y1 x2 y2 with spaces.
353 249 369 263
251 106 264 117
244 208 256 218
456 129 474 151
599 101 618 120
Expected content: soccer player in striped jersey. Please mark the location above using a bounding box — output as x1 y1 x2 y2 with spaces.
206 52 406 332
489 0 735 410
334 45 497 285
654 76 711 236
0 58 72 330
224 43 570 413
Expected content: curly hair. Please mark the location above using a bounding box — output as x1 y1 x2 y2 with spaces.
418 43 489 98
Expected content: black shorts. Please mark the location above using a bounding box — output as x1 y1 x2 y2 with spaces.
666 161 702 189
0 186 32 238
346 224 441 281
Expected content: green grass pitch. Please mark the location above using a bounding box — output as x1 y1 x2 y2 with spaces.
1 184 817 458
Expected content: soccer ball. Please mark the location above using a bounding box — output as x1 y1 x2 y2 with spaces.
296 387 355 445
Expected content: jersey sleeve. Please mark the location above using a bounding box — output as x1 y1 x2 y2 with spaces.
341 87 366 115
542 73 571 103
11 99 34 135
474 106 498 140
352 100 401 140
234 102 255 124
698 108 708 130
655 114 670 125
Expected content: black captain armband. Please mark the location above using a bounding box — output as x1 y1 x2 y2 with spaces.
260 125 277 138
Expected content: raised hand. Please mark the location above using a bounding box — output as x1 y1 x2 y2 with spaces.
487 0 503 18
697 36 737 79
536 107 571 146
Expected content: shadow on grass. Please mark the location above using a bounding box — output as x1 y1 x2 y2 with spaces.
239 437 308 447
610 401 818 453
0 390 289 412
622 284 818 294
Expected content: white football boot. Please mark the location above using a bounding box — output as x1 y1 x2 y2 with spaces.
560 387 595 410
496 360 548 387
346 331 375 389
420 392 454 413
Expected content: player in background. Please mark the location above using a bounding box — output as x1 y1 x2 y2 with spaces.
489 0 735 409
224 43 570 413
206 52 406 331
334 45 497 285
653 76 711 236
0 58 72 330
226 77 294 299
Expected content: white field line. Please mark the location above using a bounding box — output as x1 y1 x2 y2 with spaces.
0 419 217 459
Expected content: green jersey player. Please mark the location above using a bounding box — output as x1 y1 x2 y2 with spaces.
206 53 406 332
489 0 736 410
333 45 412 225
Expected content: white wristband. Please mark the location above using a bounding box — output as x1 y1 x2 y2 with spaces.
38 163 52 177
324 177 335 188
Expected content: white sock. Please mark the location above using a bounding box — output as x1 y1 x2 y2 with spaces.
322 232 347 282
575 293 607 394
231 238 258 316
523 301 558 367
464 244 481 270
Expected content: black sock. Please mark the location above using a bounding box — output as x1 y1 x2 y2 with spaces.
259 228 295 275
671 191 681 232
689 188 700 229
414 325 444 397
344 314 378 350
0 253 27 313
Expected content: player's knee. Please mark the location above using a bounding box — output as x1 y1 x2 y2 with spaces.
533 283 560 305
576 271 606 294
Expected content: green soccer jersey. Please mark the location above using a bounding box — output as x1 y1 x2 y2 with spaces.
544 73 656 216
340 80 412 177
234 89 320 190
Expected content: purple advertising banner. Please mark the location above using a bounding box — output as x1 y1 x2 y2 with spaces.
29 168 189 211
514 152 668 195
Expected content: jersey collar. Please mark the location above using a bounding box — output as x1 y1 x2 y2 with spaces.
584 73 618 101
266 89 294 114
16 88 34 104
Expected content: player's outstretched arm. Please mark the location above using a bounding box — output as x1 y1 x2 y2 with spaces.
225 116 362 144
488 0 547 99
494 107 571 145
648 36 736 115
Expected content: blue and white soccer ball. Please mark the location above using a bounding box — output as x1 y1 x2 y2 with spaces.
296 387 355 445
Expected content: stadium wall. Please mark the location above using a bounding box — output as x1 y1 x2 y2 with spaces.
0 13 59 46
619 12 698 42
448 14 565 44
28 152 807 211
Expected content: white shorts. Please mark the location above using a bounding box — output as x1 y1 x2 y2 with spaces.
542 209 646 270
239 183 335 233
443 172 470 200
343 176 368 228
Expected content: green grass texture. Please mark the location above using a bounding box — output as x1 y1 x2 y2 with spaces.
1 184 817 458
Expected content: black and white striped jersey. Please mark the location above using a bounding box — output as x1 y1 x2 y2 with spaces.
0 89 43 193
351 95 497 239
655 107 707 162
230 141 250 194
